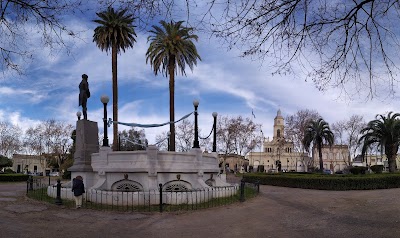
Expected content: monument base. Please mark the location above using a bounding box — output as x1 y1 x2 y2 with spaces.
68 119 99 173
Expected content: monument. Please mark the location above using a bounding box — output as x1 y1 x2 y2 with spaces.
56 91 235 205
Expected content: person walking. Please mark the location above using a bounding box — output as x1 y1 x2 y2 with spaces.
72 175 85 209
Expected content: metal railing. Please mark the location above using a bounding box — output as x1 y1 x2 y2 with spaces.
26 177 259 212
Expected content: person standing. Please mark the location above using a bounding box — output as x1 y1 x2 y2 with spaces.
72 175 85 209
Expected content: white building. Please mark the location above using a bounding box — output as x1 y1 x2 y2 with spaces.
248 109 351 173
12 154 48 174
248 110 309 172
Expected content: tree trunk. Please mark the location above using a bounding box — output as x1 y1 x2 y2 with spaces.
318 143 323 171
112 44 118 151
385 143 398 173
168 55 176 151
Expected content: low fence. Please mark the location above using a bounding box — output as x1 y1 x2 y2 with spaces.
26 177 259 212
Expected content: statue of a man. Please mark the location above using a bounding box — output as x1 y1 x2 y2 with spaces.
79 74 90 120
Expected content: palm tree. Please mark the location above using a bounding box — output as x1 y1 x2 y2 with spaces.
302 118 334 171
146 20 201 151
359 112 400 173
93 7 136 150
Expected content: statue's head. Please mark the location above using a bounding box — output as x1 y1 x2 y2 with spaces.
82 74 88 79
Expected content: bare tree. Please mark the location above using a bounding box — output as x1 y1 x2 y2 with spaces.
230 116 260 156
7 0 399 99
197 0 400 99
100 1 400 99
176 119 195 152
155 131 169 151
0 0 86 74
43 120 74 168
22 120 73 168
217 115 261 156
23 126 44 155
119 128 148 151
332 115 366 159
285 109 320 153
285 109 320 169
0 122 22 157
155 119 210 152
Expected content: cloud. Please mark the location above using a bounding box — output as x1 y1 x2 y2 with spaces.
1 8 399 149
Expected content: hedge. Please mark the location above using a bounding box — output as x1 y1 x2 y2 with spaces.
370 165 384 174
242 173 400 190
0 174 30 182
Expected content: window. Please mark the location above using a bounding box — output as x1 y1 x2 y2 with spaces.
277 129 281 138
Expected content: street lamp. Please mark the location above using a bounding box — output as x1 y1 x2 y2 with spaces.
100 95 109 147
212 112 218 152
76 111 81 120
193 100 200 148
167 131 171 151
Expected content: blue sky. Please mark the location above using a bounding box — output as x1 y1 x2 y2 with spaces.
1 4 400 145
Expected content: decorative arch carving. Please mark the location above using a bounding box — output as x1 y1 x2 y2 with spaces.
163 180 192 191
111 179 143 192
205 179 215 187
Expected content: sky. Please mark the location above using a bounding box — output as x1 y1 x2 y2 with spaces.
1 2 400 147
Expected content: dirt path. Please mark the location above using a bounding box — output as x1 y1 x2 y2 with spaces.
1 177 400 238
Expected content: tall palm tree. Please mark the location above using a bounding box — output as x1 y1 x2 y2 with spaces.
93 7 136 150
359 112 400 173
146 20 201 151
302 118 334 171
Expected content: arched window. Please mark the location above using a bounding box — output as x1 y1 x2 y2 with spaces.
277 129 281 138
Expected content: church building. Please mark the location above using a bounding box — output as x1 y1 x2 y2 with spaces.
248 110 309 172
247 109 350 173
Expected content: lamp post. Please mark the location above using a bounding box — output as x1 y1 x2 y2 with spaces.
100 95 109 147
76 111 81 120
212 112 218 152
167 131 171 151
193 100 200 148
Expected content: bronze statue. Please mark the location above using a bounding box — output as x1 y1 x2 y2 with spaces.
79 74 90 120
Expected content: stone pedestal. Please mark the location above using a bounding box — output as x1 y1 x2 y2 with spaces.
69 120 99 172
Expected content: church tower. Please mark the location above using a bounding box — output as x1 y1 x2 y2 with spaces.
273 109 284 141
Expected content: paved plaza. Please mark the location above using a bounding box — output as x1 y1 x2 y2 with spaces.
1 177 400 238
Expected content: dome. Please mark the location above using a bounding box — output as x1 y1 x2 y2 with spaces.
275 109 283 119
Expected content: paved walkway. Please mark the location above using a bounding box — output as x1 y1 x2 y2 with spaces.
1 177 400 238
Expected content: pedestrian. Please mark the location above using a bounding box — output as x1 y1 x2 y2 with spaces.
72 175 85 209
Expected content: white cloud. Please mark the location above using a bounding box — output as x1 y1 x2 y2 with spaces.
1 9 399 149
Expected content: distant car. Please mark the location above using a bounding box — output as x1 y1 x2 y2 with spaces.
49 172 60 177
323 169 333 175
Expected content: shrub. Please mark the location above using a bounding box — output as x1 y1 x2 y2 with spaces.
349 166 367 175
242 173 400 190
62 170 71 179
4 168 15 174
370 165 384 174
0 174 29 182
